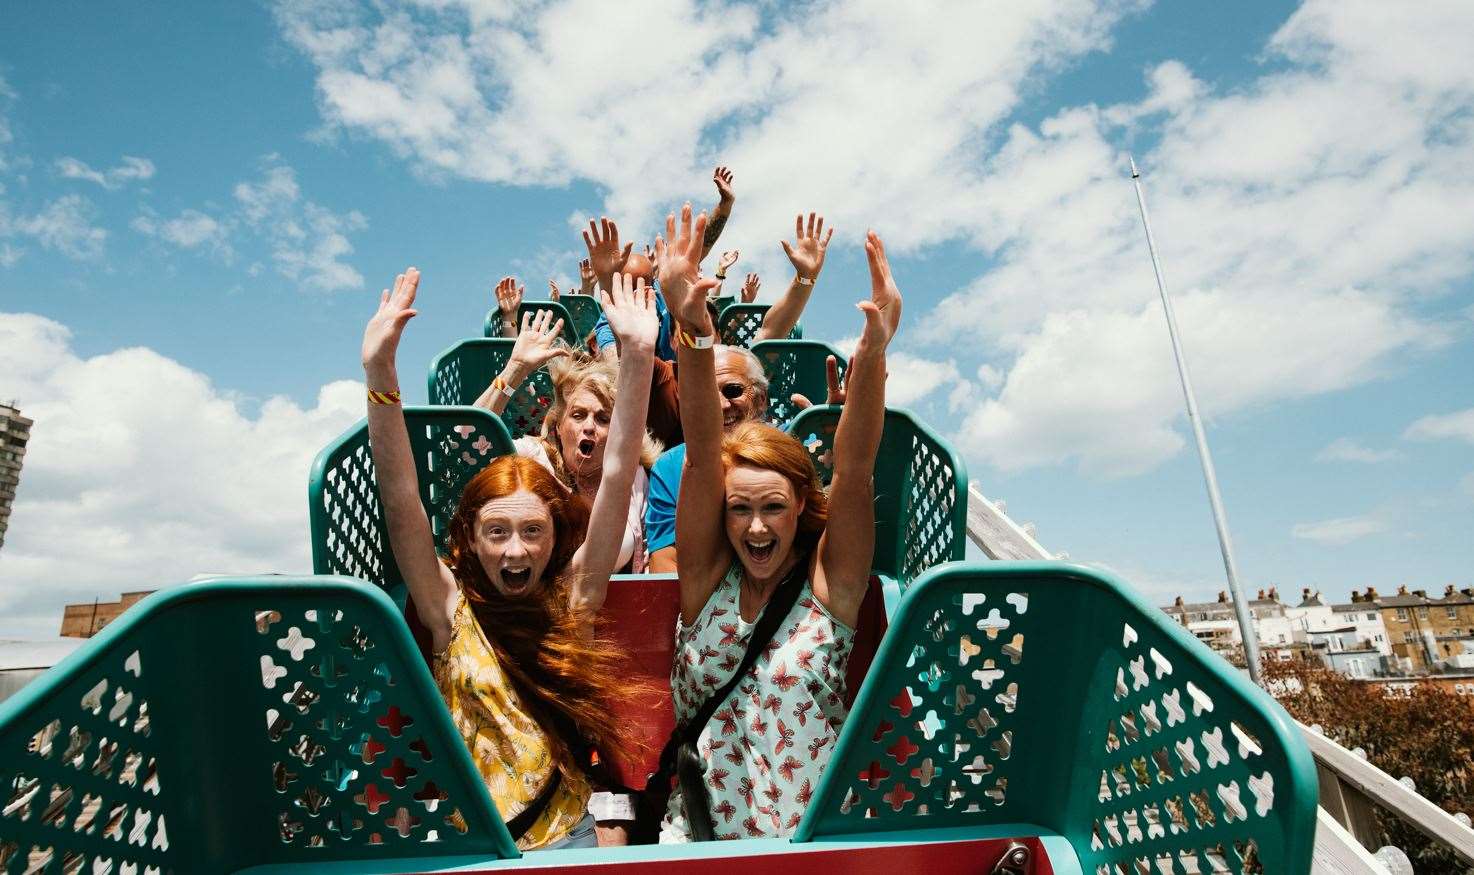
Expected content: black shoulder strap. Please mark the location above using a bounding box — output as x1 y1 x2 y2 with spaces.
662 562 807 840
504 767 562 842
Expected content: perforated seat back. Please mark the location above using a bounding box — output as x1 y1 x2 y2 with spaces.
787 406 966 592
0 576 518 874
750 340 847 427
426 339 555 438
308 407 515 591
482 301 580 347
796 562 1318 875
556 294 602 343
716 303 802 348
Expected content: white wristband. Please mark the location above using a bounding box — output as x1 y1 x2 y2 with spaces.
796 276 815 287
588 791 636 822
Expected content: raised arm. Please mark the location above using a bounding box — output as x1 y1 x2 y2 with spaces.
659 203 726 622
362 267 459 652
699 166 735 260
583 217 633 295
492 276 523 339
472 309 569 415
812 231 902 627
757 212 832 342
566 272 658 619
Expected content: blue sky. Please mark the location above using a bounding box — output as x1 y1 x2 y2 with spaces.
1 0 1471 636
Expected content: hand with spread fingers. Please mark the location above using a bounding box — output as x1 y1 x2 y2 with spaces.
717 249 739 276
782 212 833 282
713 165 735 206
858 230 902 349
599 271 660 352
508 309 571 375
494 275 524 338
547 278 562 301
578 258 596 294
655 201 719 329
583 216 633 290
363 267 421 375
741 272 760 303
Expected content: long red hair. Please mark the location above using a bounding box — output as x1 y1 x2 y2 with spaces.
443 455 635 772
720 421 829 554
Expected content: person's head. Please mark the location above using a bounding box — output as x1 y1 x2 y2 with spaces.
623 252 655 286
713 345 769 429
542 355 617 484
720 422 827 580
445 456 589 600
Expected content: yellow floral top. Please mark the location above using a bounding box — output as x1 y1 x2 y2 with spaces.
433 591 590 850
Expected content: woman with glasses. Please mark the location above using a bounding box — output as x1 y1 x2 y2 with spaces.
652 205 903 842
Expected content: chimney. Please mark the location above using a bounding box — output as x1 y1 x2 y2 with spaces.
1218 591 1228 603
1367 586 1378 600
1446 585 1456 598
1302 587 1311 600
1397 585 1408 596
1268 587 1278 602
1463 587 1474 598
1413 589 1427 599
1257 589 1265 600
1174 596 1184 607
1350 591 1362 603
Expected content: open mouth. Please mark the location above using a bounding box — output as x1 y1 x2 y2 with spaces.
501 567 532 591
745 539 776 564
577 438 596 458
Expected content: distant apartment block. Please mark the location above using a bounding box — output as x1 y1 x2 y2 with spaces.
59 591 156 638
1348 584 1474 673
0 401 32 550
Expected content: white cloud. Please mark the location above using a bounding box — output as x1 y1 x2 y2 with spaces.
1 194 108 260
131 208 233 258
885 352 960 408
234 159 367 291
1291 514 1388 546
1403 407 1474 444
0 312 364 638
54 155 156 189
1314 437 1402 463
0 75 15 174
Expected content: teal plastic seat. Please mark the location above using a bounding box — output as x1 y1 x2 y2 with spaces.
709 295 736 318
482 301 580 347
750 339 847 427
786 406 967 608
796 561 1318 874
556 294 602 343
307 407 515 592
0 576 518 874
716 303 802 348
426 339 554 438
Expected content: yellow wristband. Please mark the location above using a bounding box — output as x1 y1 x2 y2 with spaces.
490 376 516 398
675 327 715 349
367 388 402 405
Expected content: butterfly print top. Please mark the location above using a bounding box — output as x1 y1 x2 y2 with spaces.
659 563 854 843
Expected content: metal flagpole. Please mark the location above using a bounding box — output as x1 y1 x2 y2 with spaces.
1128 156 1263 685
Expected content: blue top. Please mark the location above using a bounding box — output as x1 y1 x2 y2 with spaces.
593 290 676 363
644 442 686 553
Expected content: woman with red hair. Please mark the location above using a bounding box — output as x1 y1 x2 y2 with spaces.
652 205 903 842
361 267 658 849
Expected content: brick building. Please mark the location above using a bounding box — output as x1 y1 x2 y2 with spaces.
59 591 156 638
0 401 32 550
1349 584 1474 673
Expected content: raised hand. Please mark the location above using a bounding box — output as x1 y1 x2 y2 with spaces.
547 278 561 301
713 166 735 205
790 355 845 410
781 212 834 281
599 271 660 351
495 276 524 319
655 202 719 328
741 272 760 303
583 217 633 284
363 267 420 372
858 230 902 348
578 258 596 294
643 244 656 263
508 309 571 373
717 250 739 275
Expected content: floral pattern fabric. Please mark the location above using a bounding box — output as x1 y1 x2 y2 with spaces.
433 591 590 850
660 564 854 842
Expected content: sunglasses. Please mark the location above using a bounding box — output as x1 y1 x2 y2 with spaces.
719 382 748 400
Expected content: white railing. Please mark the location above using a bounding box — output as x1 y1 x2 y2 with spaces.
962 483 1474 873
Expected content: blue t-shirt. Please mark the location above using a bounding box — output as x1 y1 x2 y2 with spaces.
593 290 676 363
644 442 686 553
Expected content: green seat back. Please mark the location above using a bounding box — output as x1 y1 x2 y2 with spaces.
482 301 580 347
0 576 518 874
307 407 515 591
426 339 554 438
716 303 802 348
786 406 966 592
751 340 847 427
796 562 1318 874
556 294 602 344
709 295 736 318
